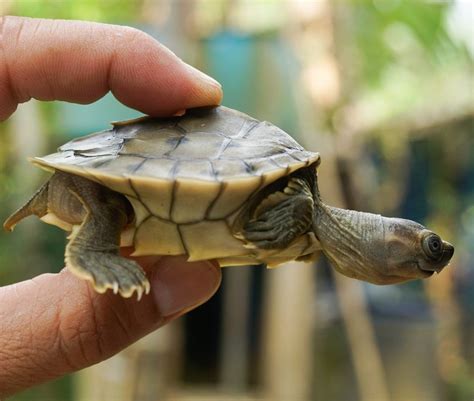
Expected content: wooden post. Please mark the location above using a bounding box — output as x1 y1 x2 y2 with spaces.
10 101 46 192
9 101 48 277
219 267 252 392
261 262 316 401
75 322 182 401
284 1 393 399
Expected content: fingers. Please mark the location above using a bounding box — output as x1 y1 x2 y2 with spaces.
0 16 222 121
0 256 221 397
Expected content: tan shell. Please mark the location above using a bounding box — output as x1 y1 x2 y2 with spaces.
33 106 321 265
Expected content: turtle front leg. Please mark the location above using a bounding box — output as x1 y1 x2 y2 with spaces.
241 177 314 249
64 176 150 300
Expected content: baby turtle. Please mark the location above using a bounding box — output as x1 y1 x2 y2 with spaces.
4 106 454 299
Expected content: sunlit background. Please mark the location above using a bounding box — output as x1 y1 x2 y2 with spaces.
0 1 473 401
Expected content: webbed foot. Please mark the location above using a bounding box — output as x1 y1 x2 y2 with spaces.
67 251 150 300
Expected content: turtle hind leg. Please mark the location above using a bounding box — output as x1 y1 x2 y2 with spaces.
3 180 49 231
65 178 150 300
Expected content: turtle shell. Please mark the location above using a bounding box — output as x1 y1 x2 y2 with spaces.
33 106 320 262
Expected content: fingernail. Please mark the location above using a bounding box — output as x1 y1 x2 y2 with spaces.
151 258 221 317
184 63 222 89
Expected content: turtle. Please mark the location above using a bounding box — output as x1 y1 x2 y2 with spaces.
4 106 454 299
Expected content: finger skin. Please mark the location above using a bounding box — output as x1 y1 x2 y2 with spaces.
0 16 223 396
0 16 222 121
0 256 221 397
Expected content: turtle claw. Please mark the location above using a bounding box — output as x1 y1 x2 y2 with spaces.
66 251 150 300
234 232 245 240
136 280 151 301
144 280 151 295
115 278 150 300
136 287 143 302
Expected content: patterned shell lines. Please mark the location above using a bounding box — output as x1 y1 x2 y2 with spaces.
31 106 320 258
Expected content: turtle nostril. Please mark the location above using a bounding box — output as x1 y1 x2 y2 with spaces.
443 242 455 258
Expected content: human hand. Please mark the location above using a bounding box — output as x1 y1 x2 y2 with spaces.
0 16 222 397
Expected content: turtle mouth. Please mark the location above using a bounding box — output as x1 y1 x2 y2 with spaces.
415 262 435 277
413 239 454 277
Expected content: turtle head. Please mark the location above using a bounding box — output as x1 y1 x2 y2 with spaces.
314 206 454 284
377 217 454 282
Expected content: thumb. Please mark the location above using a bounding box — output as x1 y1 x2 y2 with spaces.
0 257 221 397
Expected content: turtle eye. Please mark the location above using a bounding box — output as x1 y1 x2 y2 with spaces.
422 233 443 259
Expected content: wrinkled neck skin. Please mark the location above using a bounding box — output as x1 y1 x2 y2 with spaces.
314 202 390 283
305 172 453 284
312 195 436 284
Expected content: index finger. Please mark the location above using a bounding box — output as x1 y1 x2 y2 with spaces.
0 16 222 121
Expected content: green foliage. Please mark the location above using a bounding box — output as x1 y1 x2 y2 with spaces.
10 0 141 23
348 1 467 87
10 375 73 401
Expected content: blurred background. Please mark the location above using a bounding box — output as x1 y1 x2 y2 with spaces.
0 1 472 400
